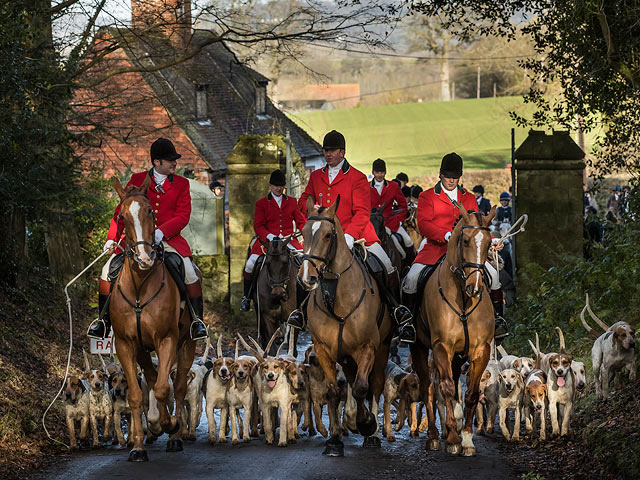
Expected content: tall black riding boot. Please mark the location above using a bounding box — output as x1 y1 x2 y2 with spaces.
387 271 416 343
490 288 508 344
187 282 208 340
403 244 416 265
87 280 112 339
240 271 253 312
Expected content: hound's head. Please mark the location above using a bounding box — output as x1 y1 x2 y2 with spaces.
232 357 257 382
285 360 308 391
611 321 636 350
260 359 286 389
109 372 128 400
398 373 421 403
525 378 548 413
212 357 234 384
548 353 573 386
513 357 535 376
571 360 586 392
499 369 522 395
85 369 108 392
64 375 86 403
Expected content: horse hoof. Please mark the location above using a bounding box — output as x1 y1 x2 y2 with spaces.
462 446 476 457
427 439 440 451
128 449 149 462
356 413 377 437
446 443 462 455
166 439 183 452
322 438 344 457
410 430 420 438
362 436 381 448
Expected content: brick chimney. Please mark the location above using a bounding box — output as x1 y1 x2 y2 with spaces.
131 0 192 49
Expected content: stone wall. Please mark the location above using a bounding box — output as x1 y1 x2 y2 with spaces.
226 135 287 320
514 130 585 280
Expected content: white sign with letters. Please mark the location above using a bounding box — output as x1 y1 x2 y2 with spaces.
90 336 115 355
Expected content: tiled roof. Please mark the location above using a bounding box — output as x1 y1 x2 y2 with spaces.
114 29 322 171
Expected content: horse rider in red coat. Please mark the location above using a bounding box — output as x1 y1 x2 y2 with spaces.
240 169 306 311
401 153 508 341
370 158 416 263
87 138 208 340
288 130 416 343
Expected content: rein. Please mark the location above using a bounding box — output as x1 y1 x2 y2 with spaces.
437 222 491 358
116 190 166 351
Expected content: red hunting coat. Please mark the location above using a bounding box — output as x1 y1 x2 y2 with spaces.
299 160 379 245
107 170 193 257
250 193 305 255
414 182 478 265
370 179 408 232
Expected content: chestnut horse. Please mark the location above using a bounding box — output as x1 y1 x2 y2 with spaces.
254 237 299 354
370 206 403 274
403 202 423 250
299 196 392 455
410 206 496 456
110 176 196 461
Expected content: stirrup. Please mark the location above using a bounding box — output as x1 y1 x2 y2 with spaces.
398 323 416 344
190 319 208 340
240 296 251 312
87 318 109 340
494 315 509 344
393 305 413 323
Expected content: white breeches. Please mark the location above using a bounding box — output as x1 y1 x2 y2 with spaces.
402 260 500 295
366 242 394 274
101 242 198 285
244 254 260 274
395 225 413 248
402 263 426 294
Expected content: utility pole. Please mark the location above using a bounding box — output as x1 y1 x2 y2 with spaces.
477 66 481 99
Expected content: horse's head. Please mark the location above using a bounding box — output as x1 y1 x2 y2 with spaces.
449 206 496 298
113 175 156 270
370 206 385 240
298 195 343 290
264 237 291 300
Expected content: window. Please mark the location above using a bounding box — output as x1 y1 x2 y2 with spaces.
195 84 209 120
256 80 268 116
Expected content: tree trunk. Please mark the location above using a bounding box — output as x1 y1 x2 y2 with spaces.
440 59 451 102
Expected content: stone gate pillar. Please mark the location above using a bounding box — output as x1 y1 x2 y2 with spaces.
514 130 585 278
226 135 286 320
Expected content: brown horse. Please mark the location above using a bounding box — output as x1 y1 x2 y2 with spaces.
403 202 423 250
110 176 196 462
299 196 393 455
254 237 299 354
370 206 403 274
410 206 496 456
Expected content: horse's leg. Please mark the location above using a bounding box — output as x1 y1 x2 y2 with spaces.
432 342 461 454
351 343 377 437
154 337 179 437
363 337 388 447
410 342 439 450
314 343 343 456
118 340 147 462
461 343 490 456
167 336 195 451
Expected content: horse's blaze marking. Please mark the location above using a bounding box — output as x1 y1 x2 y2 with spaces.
311 221 321 237
129 201 150 261
473 232 482 291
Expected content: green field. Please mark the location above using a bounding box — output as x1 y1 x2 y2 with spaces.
289 96 536 178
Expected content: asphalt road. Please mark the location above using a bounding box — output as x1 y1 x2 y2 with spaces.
36 335 517 480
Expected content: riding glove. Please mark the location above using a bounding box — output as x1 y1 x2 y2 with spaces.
154 229 164 244
266 234 280 241
444 231 452 242
103 239 115 252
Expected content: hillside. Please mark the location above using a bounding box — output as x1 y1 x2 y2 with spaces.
290 97 538 178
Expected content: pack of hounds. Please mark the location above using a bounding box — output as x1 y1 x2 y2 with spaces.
63 295 635 449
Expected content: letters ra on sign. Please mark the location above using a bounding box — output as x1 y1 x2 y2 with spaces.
90 336 115 355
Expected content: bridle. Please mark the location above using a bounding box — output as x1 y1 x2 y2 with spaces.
301 216 341 278
436 215 491 358
264 243 291 291
117 191 160 262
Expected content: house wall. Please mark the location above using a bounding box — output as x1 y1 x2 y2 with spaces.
72 31 210 183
